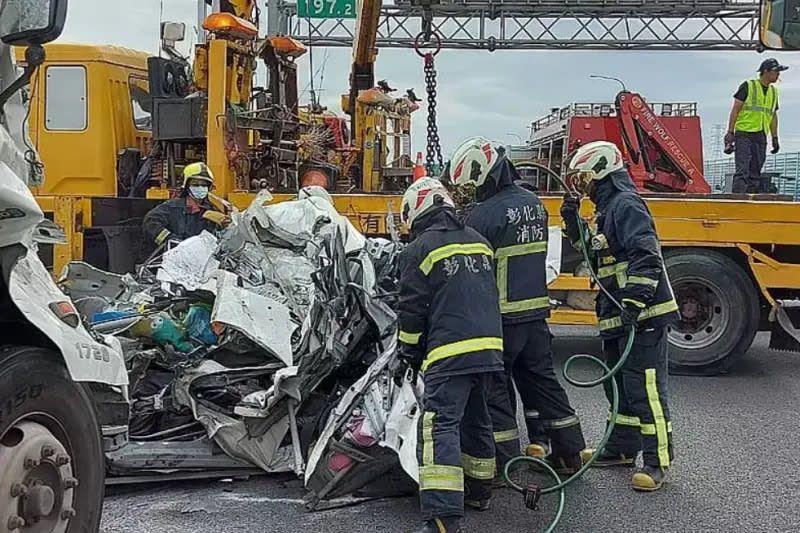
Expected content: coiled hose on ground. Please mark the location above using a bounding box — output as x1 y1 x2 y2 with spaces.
500 168 636 532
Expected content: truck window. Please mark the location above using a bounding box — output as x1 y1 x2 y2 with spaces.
45 65 87 131
770 0 785 34
129 76 152 132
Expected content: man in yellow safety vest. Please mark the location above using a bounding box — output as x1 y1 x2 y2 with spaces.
724 58 787 193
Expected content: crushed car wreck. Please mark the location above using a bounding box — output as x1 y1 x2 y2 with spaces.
58 193 561 506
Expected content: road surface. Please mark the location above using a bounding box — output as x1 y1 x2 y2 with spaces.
101 328 800 533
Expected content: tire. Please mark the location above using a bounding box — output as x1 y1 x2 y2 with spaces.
664 249 760 375
0 346 104 533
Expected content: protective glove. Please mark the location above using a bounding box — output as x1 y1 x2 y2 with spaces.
771 137 780 154
723 132 735 155
724 131 735 146
620 300 644 330
392 351 422 388
202 210 231 227
561 193 583 246
560 192 581 221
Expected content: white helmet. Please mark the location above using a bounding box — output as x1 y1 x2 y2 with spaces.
298 185 334 205
447 136 500 188
401 177 455 228
566 141 624 193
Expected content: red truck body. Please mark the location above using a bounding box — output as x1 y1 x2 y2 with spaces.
516 91 710 194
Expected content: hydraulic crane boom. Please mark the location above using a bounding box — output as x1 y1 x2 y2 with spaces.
615 91 710 194
348 0 383 129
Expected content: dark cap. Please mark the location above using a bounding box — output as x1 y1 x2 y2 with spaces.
759 58 789 73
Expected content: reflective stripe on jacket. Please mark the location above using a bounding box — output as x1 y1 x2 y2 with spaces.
587 174 679 338
735 79 777 134
398 208 504 378
464 185 550 324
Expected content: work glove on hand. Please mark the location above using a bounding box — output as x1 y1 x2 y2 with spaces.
772 137 780 154
724 131 735 146
561 193 583 246
620 300 644 330
560 192 581 221
392 351 422 388
202 210 231 227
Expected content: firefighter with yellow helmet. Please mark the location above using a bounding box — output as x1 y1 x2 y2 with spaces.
143 162 229 245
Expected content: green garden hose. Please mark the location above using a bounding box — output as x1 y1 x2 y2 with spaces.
500 182 637 533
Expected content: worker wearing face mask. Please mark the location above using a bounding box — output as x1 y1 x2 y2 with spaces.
143 162 229 245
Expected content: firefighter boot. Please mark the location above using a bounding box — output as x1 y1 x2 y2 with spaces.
632 465 668 492
581 448 636 467
414 517 465 533
464 498 491 512
543 453 583 476
525 442 548 458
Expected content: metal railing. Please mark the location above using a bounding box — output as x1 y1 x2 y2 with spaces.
530 101 698 132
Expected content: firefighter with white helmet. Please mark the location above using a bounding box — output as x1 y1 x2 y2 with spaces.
397 177 504 532
446 136 586 479
562 140 678 491
143 162 228 245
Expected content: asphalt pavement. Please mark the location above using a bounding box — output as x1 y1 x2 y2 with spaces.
101 327 800 533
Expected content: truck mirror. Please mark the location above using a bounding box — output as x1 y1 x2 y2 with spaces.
0 0 67 46
161 22 186 44
760 0 800 50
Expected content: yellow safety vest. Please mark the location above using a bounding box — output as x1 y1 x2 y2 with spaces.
735 79 777 135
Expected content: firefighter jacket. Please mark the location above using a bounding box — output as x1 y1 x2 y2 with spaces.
566 170 679 338
465 179 550 324
397 208 505 379
142 195 221 245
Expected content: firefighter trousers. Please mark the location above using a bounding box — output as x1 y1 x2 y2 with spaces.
418 372 497 520
602 326 674 468
488 320 586 470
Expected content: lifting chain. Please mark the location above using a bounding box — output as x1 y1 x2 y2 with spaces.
415 32 443 176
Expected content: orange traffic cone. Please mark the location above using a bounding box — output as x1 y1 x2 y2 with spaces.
413 152 425 181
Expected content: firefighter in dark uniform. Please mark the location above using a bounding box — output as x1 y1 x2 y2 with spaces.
561 140 678 491
142 162 228 245
396 177 504 533
445 137 586 476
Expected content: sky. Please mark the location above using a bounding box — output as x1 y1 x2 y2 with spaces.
58 0 800 158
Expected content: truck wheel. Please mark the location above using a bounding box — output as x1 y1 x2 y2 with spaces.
0 346 104 533
664 249 760 375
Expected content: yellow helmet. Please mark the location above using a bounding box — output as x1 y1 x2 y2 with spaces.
182 162 215 188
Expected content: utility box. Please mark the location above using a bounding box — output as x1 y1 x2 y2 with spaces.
152 97 207 142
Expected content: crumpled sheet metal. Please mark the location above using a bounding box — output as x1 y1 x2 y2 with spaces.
304 334 400 485
305 196 366 254
240 190 364 254
233 366 301 418
173 359 294 473
259 247 316 318
211 271 296 367
382 380 421 483
252 196 331 248
156 231 220 293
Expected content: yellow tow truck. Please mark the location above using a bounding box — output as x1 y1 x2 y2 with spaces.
22 0 800 374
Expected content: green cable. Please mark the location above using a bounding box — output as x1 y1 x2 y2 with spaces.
501 190 637 532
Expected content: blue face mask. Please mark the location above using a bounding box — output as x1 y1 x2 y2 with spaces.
189 186 209 200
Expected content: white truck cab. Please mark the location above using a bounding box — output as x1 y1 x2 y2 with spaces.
0 2 127 532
